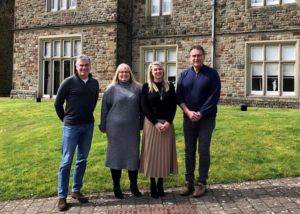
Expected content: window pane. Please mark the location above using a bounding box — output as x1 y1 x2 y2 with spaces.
61 0 66 9
70 0 76 8
44 61 50 95
53 61 60 95
282 0 295 3
145 51 153 62
266 46 278 60
251 64 262 91
51 0 57 10
266 0 279 5
44 42 50 57
251 63 262 75
251 47 263 60
63 60 70 79
162 0 171 15
151 0 159 16
167 64 176 84
74 40 81 56
63 41 70 56
266 63 278 76
282 45 295 60
145 64 149 82
156 50 164 61
167 50 176 61
73 60 77 74
251 0 263 6
282 63 294 77
266 63 278 92
53 41 60 57
282 63 294 92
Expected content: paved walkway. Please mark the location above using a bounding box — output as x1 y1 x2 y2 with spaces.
1 177 300 214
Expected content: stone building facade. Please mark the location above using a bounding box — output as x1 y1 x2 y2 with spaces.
11 0 129 99
131 0 300 108
0 0 14 96
10 0 300 108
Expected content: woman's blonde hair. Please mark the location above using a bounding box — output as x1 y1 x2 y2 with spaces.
108 63 141 91
147 61 170 93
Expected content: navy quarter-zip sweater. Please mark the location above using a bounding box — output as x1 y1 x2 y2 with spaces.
54 73 99 126
176 65 221 118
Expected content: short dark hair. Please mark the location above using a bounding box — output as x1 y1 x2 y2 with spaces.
189 45 205 56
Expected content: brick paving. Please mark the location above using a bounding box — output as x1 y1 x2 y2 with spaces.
0 177 299 214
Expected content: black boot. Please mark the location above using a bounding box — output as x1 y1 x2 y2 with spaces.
128 170 142 197
111 169 124 199
150 178 159 199
157 178 165 197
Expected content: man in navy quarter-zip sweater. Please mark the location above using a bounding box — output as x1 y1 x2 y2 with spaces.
54 55 99 211
177 45 221 198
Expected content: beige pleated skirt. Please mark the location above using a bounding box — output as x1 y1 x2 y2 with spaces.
139 118 178 178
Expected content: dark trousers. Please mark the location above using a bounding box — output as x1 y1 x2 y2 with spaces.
183 117 216 185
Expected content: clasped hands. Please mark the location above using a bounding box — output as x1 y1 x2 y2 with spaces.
187 110 202 122
155 121 170 133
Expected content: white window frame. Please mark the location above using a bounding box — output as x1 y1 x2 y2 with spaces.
140 45 177 84
245 40 298 97
147 0 172 17
248 0 296 7
38 35 82 98
47 0 76 12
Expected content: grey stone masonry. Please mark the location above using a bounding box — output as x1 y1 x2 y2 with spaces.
131 0 300 108
0 177 299 213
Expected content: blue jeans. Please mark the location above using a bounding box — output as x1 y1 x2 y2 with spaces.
183 117 215 185
58 123 94 198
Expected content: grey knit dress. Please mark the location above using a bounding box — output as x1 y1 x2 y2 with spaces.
99 81 142 171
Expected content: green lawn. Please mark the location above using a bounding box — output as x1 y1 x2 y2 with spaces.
0 99 300 201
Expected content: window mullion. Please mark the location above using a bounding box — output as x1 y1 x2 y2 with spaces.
279 44 282 96
160 0 162 15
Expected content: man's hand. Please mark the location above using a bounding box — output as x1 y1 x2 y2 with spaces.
186 110 201 122
180 103 202 122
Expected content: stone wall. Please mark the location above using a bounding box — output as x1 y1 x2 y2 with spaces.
12 24 118 98
131 0 300 108
14 0 119 29
0 0 14 96
12 0 131 98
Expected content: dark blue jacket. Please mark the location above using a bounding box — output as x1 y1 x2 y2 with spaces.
54 73 99 125
176 65 221 118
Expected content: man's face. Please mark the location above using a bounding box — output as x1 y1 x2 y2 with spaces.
76 60 91 80
189 48 205 71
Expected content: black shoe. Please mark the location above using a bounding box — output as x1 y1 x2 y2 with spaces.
130 185 142 197
150 178 159 199
113 186 124 199
157 178 165 197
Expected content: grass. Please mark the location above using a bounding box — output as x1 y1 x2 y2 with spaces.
0 99 300 201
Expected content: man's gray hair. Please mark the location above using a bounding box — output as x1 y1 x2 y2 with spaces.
76 55 91 66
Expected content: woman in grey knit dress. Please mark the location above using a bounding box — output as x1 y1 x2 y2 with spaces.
99 63 143 199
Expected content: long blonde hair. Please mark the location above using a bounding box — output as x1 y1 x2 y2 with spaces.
108 63 141 91
147 61 170 93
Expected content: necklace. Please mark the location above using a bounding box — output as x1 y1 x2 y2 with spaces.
154 83 163 100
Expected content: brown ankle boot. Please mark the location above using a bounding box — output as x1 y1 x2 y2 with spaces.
58 198 67 211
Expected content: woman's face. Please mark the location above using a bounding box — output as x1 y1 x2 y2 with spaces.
151 64 163 82
118 67 130 83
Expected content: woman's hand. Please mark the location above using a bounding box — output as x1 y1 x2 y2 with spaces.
155 122 163 133
161 122 170 133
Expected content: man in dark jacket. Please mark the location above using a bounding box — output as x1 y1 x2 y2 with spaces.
177 45 221 197
54 55 99 211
